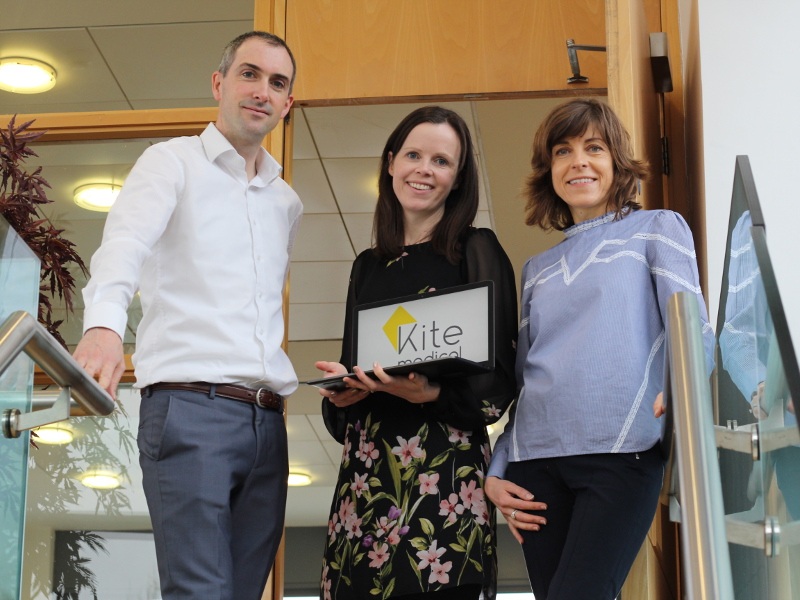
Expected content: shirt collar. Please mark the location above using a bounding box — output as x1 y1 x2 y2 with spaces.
563 207 634 238
200 123 283 184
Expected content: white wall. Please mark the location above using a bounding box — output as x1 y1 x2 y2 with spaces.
699 0 800 350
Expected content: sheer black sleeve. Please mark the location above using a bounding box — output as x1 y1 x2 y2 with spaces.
320 252 368 443
422 228 518 430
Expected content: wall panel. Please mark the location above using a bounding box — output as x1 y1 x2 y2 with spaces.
287 0 607 103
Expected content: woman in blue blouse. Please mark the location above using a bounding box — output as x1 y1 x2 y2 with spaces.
485 98 715 599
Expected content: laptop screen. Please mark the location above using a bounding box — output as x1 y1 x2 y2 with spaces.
304 281 494 390
353 280 494 371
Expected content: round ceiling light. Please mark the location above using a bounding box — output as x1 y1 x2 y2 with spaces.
79 469 122 490
73 183 122 212
0 57 57 94
34 423 74 445
288 472 312 487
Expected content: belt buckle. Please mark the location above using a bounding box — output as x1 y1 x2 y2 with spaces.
255 388 280 412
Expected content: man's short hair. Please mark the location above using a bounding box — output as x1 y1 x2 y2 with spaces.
218 31 297 93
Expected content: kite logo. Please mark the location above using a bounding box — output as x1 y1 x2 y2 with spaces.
382 306 417 351
382 305 464 361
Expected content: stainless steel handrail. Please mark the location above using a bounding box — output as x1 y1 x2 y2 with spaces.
667 292 734 599
0 310 115 438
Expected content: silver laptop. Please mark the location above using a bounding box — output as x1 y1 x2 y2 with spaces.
305 281 495 390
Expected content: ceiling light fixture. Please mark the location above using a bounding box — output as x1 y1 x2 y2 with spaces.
73 183 122 212
79 469 122 490
287 472 312 487
33 423 74 445
0 57 57 94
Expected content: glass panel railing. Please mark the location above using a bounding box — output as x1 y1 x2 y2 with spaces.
0 215 41 600
715 155 800 598
21 386 148 600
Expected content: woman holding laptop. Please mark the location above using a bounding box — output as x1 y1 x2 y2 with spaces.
314 106 520 600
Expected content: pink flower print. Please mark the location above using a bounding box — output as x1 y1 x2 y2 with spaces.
321 564 332 600
342 435 351 459
374 516 391 538
387 252 409 267
418 472 440 495
327 513 341 541
429 560 453 585
470 495 489 525
356 439 379 468
439 493 465 524
350 472 369 497
344 513 363 539
484 404 501 418
338 496 355 524
459 480 479 510
416 539 446 570
447 427 470 445
368 541 391 568
387 524 409 545
392 435 424 467
481 442 491 465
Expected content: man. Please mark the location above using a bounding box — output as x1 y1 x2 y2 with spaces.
73 31 301 600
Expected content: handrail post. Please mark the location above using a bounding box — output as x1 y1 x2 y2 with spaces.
667 292 734 599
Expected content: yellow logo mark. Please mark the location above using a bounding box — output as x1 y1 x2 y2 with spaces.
383 306 416 351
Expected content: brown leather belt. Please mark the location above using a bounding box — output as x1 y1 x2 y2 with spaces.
146 382 284 413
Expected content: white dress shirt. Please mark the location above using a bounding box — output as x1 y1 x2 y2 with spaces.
82 123 303 395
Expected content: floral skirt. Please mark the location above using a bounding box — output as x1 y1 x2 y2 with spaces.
320 409 497 600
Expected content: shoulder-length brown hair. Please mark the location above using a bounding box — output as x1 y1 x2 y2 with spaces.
524 98 648 231
373 106 478 263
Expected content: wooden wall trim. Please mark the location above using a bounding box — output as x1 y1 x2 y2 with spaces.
0 107 216 141
287 0 607 104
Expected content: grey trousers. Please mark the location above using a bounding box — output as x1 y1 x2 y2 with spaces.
138 386 288 600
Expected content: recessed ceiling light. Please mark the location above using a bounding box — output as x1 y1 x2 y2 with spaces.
79 469 122 490
288 472 312 487
33 423 74 445
73 183 122 212
0 57 57 94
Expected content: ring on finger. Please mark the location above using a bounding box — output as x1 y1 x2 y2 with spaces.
510 509 518 520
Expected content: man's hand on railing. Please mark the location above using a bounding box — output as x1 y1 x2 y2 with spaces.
73 327 125 400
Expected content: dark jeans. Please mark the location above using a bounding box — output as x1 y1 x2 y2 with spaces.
506 445 664 600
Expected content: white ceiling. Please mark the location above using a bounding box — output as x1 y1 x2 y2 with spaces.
2 2 590 528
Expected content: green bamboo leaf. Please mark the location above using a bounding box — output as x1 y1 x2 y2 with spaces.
455 465 474 478
427 450 452 469
382 439 403 499
407 551 423 581
419 518 435 536
469 558 484 572
408 536 429 551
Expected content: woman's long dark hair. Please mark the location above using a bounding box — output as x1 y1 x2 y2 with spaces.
373 106 479 263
